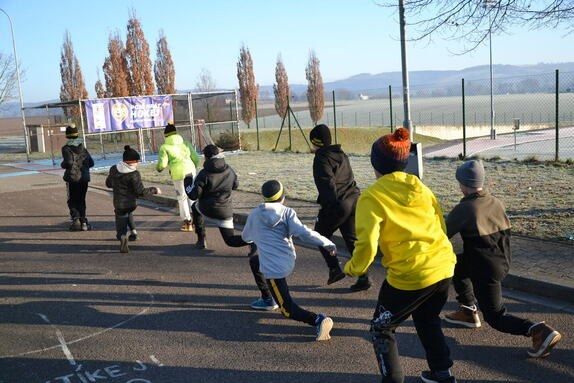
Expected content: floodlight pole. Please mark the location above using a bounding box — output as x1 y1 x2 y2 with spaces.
485 0 497 139
1 8 29 161
398 0 412 135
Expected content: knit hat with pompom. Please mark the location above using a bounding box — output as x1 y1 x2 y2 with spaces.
370 127 411 175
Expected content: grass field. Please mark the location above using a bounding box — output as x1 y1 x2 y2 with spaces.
137 151 574 242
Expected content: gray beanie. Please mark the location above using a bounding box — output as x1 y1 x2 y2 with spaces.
456 160 485 188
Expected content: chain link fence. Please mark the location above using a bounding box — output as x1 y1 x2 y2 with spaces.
242 71 574 161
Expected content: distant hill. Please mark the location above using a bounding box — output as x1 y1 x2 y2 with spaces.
2 62 573 117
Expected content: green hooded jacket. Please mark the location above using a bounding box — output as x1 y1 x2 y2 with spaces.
156 134 201 181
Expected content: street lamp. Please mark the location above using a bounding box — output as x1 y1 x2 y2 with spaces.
485 0 497 139
0 8 29 161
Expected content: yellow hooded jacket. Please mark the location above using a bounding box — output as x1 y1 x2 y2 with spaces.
344 172 456 290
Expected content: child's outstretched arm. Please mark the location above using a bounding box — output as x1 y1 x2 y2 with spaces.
286 208 335 249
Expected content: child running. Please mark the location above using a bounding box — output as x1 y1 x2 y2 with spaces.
309 124 371 291
444 159 561 358
186 145 276 311
344 128 457 383
242 180 336 341
106 146 161 253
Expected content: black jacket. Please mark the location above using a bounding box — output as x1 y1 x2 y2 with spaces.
187 156 238 220
106 163 155 210
313 145 360 209
446 191 512 280
61 143 94 183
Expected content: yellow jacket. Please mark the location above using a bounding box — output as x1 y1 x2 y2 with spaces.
344 172 455 290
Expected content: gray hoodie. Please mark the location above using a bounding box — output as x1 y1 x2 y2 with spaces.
242 203 335 279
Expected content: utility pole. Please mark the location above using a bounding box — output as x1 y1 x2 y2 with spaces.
399 0 412 135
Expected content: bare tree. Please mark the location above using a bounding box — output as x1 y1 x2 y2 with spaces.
306 50 324 125
125 10 155 95
103 31 129 97
154 30 175 95
273 54 290 119
236 45 259 129
383 1 574 52
195 68 217 92
0 52 23 105
59 31 88 121
94 68 106 98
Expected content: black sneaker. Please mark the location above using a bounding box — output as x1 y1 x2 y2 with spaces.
421 370 457 383
81 221 92 231
327 268 346 285
128 231 138 241
196 237 206 249
247 243 257 257
350 275 371 291
119 235 129 253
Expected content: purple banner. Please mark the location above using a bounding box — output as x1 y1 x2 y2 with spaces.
84 96 174 133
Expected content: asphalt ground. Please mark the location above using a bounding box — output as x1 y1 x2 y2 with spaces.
0 172 573 383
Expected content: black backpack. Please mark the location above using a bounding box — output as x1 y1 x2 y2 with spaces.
65 149 86 183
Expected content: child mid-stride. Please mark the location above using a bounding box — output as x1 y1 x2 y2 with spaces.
444 159 561 358
241 180 336 341
106 146 160 253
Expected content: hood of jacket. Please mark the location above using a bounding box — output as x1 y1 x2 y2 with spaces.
66 141 84 153
379 172 425 208
204 155 227 173
164 133 184 146
257 203 286 227
67 138 83 147
317 144 343 156
116 161 137 174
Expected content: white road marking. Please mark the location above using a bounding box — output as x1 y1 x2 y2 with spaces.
37 313 78 368
149 355 163 367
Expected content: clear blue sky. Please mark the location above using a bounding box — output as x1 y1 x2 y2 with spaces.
1 0 572 102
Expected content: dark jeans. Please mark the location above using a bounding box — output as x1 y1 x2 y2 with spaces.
115 207 136 239
371 278 452 383
314 197 359 271
267 277 317 326
192 203 271 299
67 182 88 221
452 259 533 335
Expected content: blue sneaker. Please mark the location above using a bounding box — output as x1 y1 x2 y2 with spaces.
315 314 333 341
250 297 278 311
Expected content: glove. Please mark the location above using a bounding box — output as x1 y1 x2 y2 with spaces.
323 244 337 257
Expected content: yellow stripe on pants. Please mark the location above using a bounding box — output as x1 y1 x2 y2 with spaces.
270 279 290 318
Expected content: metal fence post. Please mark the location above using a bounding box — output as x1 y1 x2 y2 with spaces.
555 69 559 162
332 91 337 144
389 85 394 132
255 99 260 150
462 78 466 158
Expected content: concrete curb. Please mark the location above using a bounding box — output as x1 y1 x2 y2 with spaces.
90 183 574 305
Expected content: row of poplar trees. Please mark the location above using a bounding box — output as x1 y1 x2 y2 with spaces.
59 11 175 122
59 11 325 128
237 47 325 129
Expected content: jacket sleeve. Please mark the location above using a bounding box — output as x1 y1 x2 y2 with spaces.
105 168 113 188
344 191 382 277
313 154 338 207
185 141 201 168
232 169 239 190
156 145 168 172
446 203 468 239
187 170 205 200
60 146 73 169
241 211 255 243
131 171 155 199
431 193 448 234
85 149 95 168
286 208 334 248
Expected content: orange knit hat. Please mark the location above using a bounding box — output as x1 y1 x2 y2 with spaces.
370 128 411 175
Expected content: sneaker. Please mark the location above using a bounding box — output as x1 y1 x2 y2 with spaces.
69 220 82 232
327 267 346 285
128 230 138 241
119 235 129 253
250 297 278 311
181 220 194 232
350 275 371 291
444 305 481 328
196 236 206 249
315 314 333 341
421 370 457 383
527 322 562 358
81 221 92 231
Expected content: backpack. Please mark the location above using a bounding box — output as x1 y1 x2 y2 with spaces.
66 149 86 183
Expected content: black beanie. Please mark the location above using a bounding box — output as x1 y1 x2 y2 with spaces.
203 144 220 158
65 124 79 139
309 124 332 147
123 145 140 163
261 180 284 203
164 121 177 137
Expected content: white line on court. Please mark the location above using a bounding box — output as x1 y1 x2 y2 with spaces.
37 313 78 368
0 289 156 359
